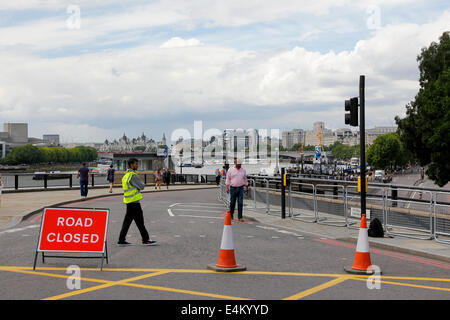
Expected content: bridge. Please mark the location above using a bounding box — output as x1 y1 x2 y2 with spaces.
278 151 331 162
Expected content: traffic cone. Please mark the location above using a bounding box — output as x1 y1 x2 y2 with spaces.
207 211 246 272
344 214 381 275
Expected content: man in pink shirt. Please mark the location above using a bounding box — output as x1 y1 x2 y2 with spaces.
226 158 248 222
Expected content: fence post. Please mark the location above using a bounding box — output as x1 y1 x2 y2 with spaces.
281 168 286 219
91 174 95 187
69 175 73 188
392 187 398 207
44 174 48 189
15 175 18 190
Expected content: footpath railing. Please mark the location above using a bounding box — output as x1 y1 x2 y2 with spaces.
217 175 450 245
0 172 219 192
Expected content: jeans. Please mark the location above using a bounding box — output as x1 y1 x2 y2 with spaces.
80 180 88 197
119 202 150 243
229 186 244 219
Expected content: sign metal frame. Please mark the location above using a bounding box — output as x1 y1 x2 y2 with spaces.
33 207 110 271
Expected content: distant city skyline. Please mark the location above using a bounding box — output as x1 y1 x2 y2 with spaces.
0 1 448 143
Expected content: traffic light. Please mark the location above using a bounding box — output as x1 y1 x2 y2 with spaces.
345 97 359 126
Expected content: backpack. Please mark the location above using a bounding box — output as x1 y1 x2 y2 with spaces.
368 218 384 238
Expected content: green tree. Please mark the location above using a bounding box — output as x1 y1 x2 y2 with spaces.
1 144 45 165
329 142 360 160
395 31 450 187
367 133 410 170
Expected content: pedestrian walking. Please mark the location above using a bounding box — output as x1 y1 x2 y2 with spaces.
215 168 221 186
225 159 248 222
118 158 156 246
163 168 171 190
77 162 90 200
106 164 115 193
154 168 162 190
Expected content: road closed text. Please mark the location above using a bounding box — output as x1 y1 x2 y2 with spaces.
46 232 99 244
38 208 109 253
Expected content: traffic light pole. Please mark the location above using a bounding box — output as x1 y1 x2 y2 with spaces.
359 75 366 217
281 167 286 219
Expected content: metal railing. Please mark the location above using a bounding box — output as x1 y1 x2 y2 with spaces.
217 175 450 245
384 187 433 240
434 191 450 244
315 184 347 227
289 182 317 223
0 172 217 192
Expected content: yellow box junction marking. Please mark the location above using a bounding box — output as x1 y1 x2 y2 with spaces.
1 266 450 300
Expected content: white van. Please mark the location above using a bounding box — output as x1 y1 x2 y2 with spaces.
374 170 385 181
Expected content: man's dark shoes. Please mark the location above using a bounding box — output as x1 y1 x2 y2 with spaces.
142 240 157 246
117 241 132 246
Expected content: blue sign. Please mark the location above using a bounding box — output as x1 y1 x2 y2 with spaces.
315 146 321 160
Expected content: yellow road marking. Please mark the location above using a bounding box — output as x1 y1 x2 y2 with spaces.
0 267 110 284
121 282 251 300
283 276 350 300
0 267 249 300
3 266 450 299
350 274 450 283
42 271 170 300
4 266 450 284
349 276 450 293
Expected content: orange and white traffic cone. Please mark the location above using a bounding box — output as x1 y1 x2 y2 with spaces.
207 210 246 272
344 214 381 275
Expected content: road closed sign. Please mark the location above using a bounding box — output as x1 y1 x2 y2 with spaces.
37 208 109 253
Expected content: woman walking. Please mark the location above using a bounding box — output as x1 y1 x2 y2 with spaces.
154 168 162 190
107 164 115 193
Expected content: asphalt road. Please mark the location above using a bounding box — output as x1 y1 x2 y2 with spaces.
1 188 450 300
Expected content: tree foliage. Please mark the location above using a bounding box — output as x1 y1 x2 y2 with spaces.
395 31 450 187
1 145 97 165
329 142 360 160
367 133 410 170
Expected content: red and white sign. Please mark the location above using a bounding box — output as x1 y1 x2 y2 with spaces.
37 208 109 253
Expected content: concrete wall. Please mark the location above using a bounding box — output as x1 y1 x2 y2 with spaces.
3 123 28 143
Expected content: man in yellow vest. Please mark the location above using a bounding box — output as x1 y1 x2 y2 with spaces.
118 158 157 246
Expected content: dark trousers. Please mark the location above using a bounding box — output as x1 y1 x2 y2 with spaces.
229 186 244 219
80 180 88 197
119 202 150 243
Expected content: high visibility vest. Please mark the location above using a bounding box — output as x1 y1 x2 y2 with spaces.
122 171 143 204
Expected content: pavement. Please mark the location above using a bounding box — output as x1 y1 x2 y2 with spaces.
1 182 449 266
0 184 219 230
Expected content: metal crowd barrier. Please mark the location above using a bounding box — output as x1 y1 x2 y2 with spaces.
220 175 450 245
385 187 433 240
346 185 385 230
288 181 317 223
434 192 450 244
315 184 347 227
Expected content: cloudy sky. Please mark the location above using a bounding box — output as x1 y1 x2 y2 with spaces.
0 1 448 143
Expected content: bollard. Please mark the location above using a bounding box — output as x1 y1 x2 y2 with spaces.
392 187 398 207
91 173 95 187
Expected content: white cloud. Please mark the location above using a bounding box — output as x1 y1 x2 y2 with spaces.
0 10 448 141
0 0 421 52
160 37 204 48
